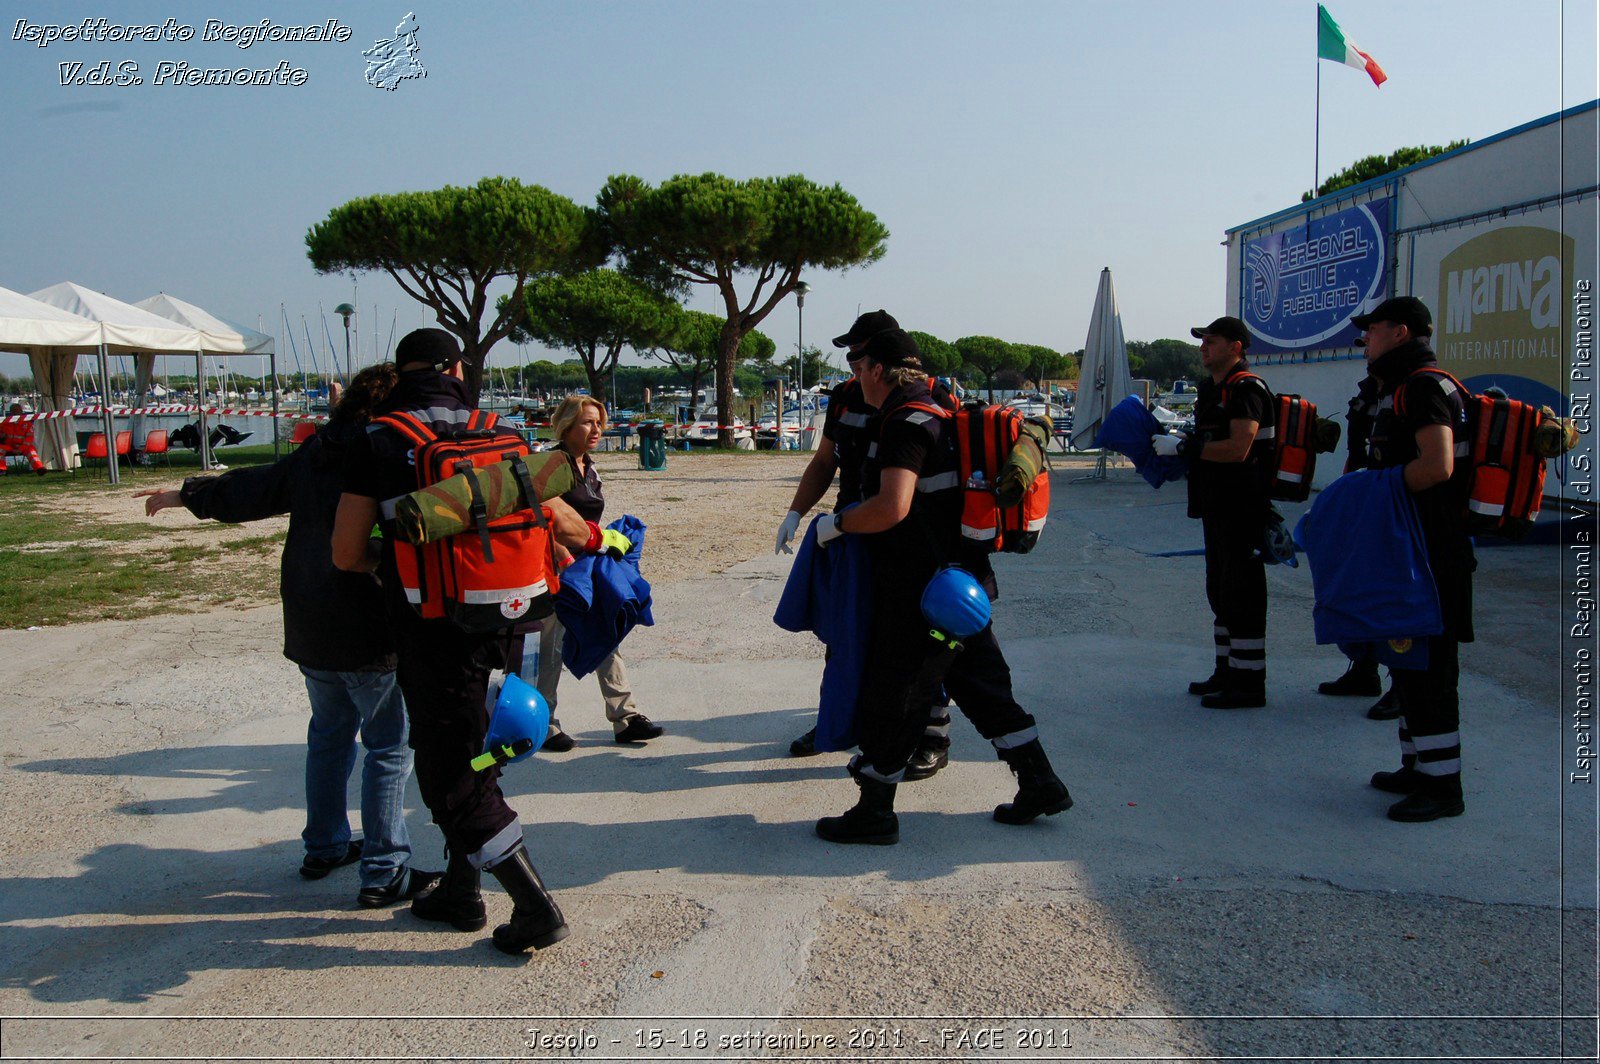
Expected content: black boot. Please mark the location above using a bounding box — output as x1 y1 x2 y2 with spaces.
410 851 486 932
1386 777 1464 822
1318 658 1381 696
1366 684 1401 721
903 741 949 781
1201 670 1267 710
994 740 1073 825
1188 661 1229 696
816 773 899 845
1370 764 1426 794
487 845 570 953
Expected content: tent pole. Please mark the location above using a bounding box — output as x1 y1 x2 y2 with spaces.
99 344 118 485
271 350 280 459
197 351 210 471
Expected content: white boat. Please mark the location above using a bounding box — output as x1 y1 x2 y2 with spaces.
1005 392 1071 424
685 407 752 444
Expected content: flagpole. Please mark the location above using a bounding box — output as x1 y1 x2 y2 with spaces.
1313 49 1321 201
1310 3 1321 240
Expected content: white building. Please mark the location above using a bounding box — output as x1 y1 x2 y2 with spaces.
1224 99 1598 495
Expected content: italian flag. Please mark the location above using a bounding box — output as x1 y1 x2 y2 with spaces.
1318 4 1387 86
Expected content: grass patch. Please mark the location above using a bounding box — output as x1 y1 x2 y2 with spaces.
0 511 159 550
228 531 287 552
0 547 187 625
0 450 286 628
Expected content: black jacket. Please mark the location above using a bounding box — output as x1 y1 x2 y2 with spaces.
179 420 396 672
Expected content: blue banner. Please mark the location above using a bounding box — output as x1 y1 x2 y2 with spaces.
1241 198 1391 354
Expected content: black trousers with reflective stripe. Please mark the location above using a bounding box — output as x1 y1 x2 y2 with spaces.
855 581 957 777
856 609 1037 776
389 606 517 858
942 625 1037 744
1393 636 1462 786
1201 509 1266 680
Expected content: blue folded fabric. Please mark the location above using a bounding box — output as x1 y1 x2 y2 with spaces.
1295 467 1442 648
554 514 654 678
773 514 871 752
1095 394 1189 488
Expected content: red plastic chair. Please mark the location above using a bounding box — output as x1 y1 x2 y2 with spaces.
114 431 132 458
143 429 170 466
291 420 318 445
83 433 108 468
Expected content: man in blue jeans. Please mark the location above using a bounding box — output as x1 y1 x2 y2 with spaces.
138 366 438 905
297 666 413 892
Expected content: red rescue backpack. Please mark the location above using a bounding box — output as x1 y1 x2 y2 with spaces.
1397 367 1549 538
374 409 560 632
902 400 1051 554
1220 372 1321 503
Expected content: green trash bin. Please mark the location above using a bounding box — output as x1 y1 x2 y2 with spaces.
637 421 667 471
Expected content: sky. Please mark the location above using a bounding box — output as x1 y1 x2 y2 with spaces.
2 0 1596 383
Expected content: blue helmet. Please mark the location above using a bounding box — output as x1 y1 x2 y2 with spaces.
920 566 991 639
483 674 550 766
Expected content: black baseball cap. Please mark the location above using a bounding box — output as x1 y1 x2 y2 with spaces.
1189 316 1251 350
1351 296 1433 337
832 309 899 349
395 327 462 367
858 327 923 368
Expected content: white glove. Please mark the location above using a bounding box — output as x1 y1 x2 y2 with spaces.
1151 432 1190 457
775 510 802 555
815 512 846 548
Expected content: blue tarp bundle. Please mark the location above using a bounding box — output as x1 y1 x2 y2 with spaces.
1295 467 1441 666
1095 394 1189 488
553 514 654 678
772 514 871 753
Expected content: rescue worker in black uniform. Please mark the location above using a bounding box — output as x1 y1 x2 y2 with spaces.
331 329 597 952
775 310 958 778
1157 316 1274 709
810 328 1070 845
1351 296 1473 822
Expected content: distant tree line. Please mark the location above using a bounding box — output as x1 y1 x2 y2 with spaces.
303 172 1214 441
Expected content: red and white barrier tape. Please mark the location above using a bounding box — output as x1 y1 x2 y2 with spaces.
0 405 330 425
0 408 758 433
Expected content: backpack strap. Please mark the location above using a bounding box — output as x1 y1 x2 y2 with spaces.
1396 366 1472 460
1218 369 1268 403
895 400 951 422
373 411 437 448
1218 370 1273 442
890 401 955 489
1394 366 1466 418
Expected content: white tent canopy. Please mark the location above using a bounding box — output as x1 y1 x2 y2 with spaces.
132 294 278 457
0 286 102 471
23 282 279 479
134 293 274 356
28 281 206 352
0 285 102 350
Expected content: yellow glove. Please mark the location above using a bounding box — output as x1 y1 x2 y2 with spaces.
599 527 632 559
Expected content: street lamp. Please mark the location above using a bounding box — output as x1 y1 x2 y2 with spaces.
794 280 811 446
334 303 355 380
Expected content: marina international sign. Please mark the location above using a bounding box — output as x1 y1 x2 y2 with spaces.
1241 198 1391 354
